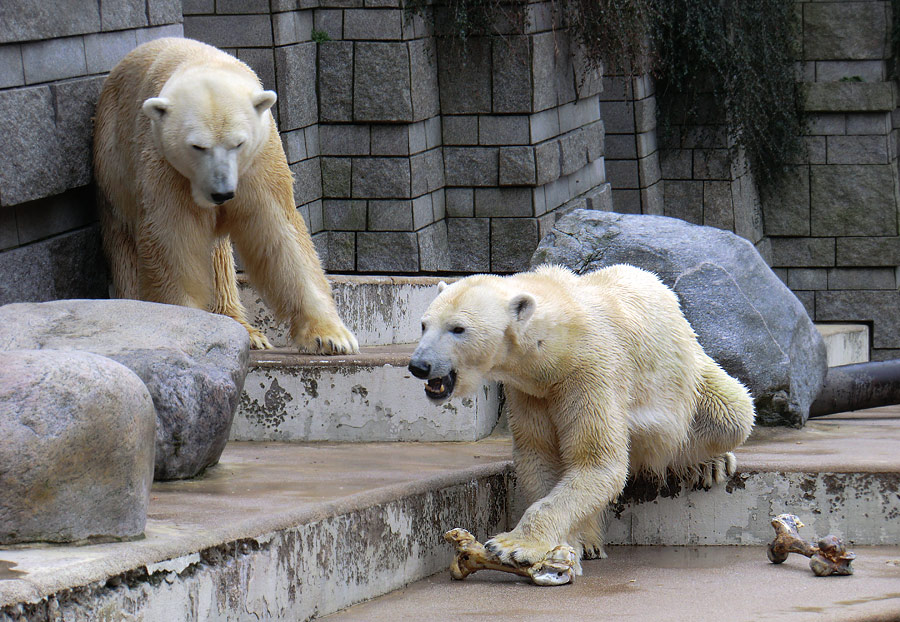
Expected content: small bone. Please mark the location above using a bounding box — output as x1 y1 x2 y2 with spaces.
767 514 855 576
444 528 576 586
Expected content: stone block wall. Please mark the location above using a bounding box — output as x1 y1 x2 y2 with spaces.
766 0 900 361
0 0 182 305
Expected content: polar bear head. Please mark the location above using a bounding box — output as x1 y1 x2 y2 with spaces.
408 276 535 402
142 65 277 208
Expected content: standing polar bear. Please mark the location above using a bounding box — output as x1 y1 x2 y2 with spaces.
94 38 357 354
409 264 755 572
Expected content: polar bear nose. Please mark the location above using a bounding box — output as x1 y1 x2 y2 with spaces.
408 359 431 379
211 191 235 204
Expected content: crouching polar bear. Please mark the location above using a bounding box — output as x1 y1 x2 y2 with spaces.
409 264 754 572
94 38 357 354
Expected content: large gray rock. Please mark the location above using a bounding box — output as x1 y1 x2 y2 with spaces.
0 349 155 544
532 209 827 426
0 300 250 479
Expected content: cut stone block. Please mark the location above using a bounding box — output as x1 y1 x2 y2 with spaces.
0 300 250 480
0 349 155 544
810 165 896 236
318 42 354 122
354 42 412 122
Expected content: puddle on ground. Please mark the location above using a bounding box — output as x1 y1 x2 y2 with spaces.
652 547 738 569
0 560 25 580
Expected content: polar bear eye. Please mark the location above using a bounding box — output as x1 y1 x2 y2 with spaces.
451 326 466 335
421 322 427 334
234 141 244 149
192 144 206 152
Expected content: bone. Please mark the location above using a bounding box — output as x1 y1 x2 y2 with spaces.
767 514 856 576
444 528 577 586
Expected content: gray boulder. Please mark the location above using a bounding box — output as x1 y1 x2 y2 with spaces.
532 209 827 426
0 300 250 479
0 350 155 544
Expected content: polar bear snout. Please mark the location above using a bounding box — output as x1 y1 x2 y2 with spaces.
408 357 431 379
409 350 457 401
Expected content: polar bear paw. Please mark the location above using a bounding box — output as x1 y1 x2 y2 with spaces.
294 318 359 355
485 531 582 575
699 451 737 488
247 327 273 350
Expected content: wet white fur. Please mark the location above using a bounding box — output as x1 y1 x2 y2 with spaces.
416 264 755 572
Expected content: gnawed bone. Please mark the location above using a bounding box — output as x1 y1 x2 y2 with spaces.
767 514 856 576
444 528 577 586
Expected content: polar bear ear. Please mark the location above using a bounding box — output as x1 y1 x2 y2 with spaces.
252 90 278 115
437 280 448 293
142 97 171 121
509 293 536 324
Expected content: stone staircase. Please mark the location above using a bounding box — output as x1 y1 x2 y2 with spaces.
1 276 897 622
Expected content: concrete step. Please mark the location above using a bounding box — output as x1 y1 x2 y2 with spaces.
817 323 870 367
2 409 899 621
232 346 501 442
321 544 900 622
238 274 448 348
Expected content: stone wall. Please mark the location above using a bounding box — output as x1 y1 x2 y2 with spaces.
0 0 182 306
184 0 610 274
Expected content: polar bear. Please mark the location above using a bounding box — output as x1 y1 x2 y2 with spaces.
93 38 357 354
409 264 755 572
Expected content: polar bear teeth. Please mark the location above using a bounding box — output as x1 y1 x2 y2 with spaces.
424 370 456 400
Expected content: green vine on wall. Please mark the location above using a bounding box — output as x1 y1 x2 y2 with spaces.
407 0 804 190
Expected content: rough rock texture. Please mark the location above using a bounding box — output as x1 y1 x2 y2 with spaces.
532 209 827 426
0 300 250 479
0 349 155 543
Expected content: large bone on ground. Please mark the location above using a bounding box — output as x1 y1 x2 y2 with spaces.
443 528 577 586
767 514 856 576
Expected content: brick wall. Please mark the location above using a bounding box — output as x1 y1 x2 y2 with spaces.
0 0 182 305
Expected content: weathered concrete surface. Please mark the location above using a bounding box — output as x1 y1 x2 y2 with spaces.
0 441 513 620
0 350 155 544
239 274 451 348
323 545 900 622
233 346 500 442
1 409 898 620
0 299 250 480
817 324 870 367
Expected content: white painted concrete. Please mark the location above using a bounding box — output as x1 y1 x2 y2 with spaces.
816 323 869 367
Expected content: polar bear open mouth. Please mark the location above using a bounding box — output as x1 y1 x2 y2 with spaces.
424 370 456 400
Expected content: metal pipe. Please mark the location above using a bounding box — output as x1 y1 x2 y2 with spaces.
809 359 900 418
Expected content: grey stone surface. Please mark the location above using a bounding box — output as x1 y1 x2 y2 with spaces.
637 154 661 187
443 147 498 186
352 157 411 198
492 35 532 113
320 124 370 156
810 165 896 236
368 200 412 231
600 100 635 134
410 39 440 121
803 82 893 113
531 32 557 112
323 199 366 230
787 268 827 291
491 217 539 272
100 0 148 31
606 159 639 189
0 349 155 544
22 37 87 84
606 134 637 160
437 37 491 114
84 29 138 74
371 124 409 156
275 43 318 131
692 149 730 180
474 187 532 218
0 0 101 44
702 181 734 231
318 42 354 122
184 14 273 48
0 45 24 89
530 108 560 143
447 218 489 271
836 236 900 266
845 111 890 135
357 231 418 272
803 2 887 61
559 130 588 176
412 193 433 229
273 11 312 46
344 8 401 40
479 115 530 146
320 231 356 271
445 188 474 217
314 9 343 40
14 187 94 245
535 140 561 185
0 299 250 481
770 236 835 268
321 157 352 197
826 135 889 165
827 267 896 290
237 47 276 91
532 209 827 426
216 0 269 12
0 226 107 305
499 146 537 186
183 0 214 14
290 158 322 206
354 42 412 122
659 149 692 179
761 167 810 236
417 221 450 271
147 0 182 26
816 59 885 83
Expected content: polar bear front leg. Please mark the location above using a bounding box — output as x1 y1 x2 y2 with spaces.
211 237 273 350
487 387 630 574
